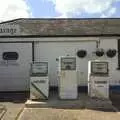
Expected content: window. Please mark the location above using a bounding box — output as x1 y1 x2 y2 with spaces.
3 52 19 60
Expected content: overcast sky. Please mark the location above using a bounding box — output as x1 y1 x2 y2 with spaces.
0 0 120 21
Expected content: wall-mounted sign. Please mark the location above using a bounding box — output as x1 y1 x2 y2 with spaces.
0 25 20 36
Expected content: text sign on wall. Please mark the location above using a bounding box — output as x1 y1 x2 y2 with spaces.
0 25 20 36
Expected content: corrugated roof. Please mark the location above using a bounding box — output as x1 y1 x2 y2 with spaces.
0 18 120 36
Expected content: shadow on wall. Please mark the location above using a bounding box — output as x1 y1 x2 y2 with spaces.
0 91 29 103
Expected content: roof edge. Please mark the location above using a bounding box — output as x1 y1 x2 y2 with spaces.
0 17 120 24
0 18 24 24
0 34 120 38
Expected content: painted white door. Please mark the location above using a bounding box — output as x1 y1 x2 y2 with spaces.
35 41 96 86
0 43 32 91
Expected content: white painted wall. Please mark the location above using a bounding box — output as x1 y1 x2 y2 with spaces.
34 38 119 87
34 41 97 86
0 37 119 90
99 39 120 86
0 37 99 42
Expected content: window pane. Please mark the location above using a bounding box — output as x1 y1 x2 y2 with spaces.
3 52 19 60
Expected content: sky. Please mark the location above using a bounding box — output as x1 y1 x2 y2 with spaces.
0 0 120 21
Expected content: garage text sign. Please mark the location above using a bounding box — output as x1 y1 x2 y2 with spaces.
0 25 20 36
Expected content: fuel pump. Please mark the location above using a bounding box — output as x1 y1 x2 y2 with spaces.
58 56 78 99
88 60 110 99
30 62 49 100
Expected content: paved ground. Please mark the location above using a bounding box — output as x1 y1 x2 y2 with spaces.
110 91 120 111
0 92 27 120
18 92 120 120
18 108 120 120
0 102 24 120
25 92 115 111
0 91 120 120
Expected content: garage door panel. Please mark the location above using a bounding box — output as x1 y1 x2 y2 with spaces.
0 43 32 91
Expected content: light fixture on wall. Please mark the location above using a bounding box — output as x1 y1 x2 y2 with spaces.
95 48 104 57
95 19 108 57
106 49 117 58
77 50 87 58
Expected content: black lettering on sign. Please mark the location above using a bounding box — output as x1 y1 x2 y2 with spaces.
33 80 46 83
95 81 107 84
0 28 17 34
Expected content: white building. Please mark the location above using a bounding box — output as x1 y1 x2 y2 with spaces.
0 18 119 92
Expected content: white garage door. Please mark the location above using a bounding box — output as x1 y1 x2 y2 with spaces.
0 43 32 91
35 41 96 86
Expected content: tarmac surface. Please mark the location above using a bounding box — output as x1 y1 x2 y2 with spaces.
110 91 120 110
0 91 119 120
18 108 120 120
0 92 27 120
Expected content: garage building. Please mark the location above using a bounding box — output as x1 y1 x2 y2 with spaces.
0 18 120 92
